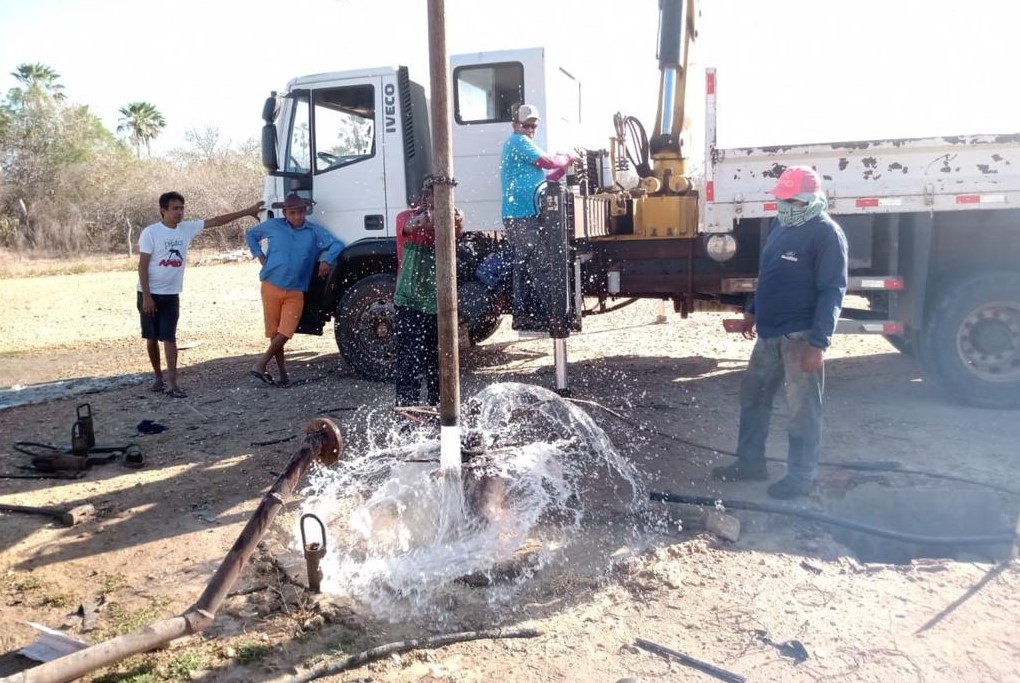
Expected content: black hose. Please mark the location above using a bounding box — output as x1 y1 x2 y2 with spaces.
12 441 64 457
612 113 652 180
590 408 1020 498
625 116 651 178
649 492 1017 546
583 297 640 316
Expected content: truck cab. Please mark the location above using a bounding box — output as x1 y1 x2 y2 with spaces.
259 49 585 381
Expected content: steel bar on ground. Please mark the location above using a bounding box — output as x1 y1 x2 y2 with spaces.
635 638 746 683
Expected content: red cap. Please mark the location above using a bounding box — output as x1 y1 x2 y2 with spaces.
769 166 821 200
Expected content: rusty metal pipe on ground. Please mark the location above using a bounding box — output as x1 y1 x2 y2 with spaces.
1 418 344 683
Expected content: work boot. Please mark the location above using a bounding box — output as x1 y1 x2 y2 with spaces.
766 476 813 500
711 461 769 482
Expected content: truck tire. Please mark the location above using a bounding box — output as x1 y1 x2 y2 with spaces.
923 271 1020 408
334 273 398 382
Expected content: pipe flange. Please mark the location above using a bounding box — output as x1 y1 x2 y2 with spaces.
306 418 344 466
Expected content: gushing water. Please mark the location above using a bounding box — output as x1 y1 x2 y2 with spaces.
297 382 642 621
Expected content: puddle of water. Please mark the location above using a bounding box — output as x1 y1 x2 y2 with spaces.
295 382 644 622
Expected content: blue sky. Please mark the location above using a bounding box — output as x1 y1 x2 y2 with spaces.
1 0 1018 154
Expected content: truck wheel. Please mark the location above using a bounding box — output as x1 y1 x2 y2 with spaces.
334 273 398 382
469 314 502 345
924 271 1020 408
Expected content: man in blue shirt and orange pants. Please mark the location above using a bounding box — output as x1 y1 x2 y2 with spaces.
245 193 344 387
713 166 848 499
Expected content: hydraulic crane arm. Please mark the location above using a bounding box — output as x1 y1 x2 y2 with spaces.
650 0 697 193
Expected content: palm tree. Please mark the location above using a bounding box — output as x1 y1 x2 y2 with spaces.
117 101 166 157
9 63 66 107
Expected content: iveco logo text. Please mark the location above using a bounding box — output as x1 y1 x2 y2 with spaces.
385 83 397 133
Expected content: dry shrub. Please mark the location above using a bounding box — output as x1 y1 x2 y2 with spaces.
1 148 263 255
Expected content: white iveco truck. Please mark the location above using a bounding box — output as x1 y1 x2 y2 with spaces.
260 0 1020 408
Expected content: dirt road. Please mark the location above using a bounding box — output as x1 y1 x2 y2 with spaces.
1 261 1018 682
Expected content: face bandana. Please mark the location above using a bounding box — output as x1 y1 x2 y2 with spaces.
777 192 827 227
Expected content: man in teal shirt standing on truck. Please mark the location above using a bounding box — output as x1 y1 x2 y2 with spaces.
712 166 848 499
245 193 344 387
499 103 574 331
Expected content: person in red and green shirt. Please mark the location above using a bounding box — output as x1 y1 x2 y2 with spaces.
393 177 465 406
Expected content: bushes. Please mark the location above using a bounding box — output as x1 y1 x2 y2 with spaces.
0 63 263 255
0 145 263 254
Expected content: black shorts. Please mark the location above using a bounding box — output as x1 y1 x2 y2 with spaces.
137 292 180 342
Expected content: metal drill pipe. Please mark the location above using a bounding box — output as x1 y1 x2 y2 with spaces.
427 0 460 429
2 419 343 683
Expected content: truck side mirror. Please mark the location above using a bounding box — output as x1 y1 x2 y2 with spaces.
262 94 279 123
261 124 279 173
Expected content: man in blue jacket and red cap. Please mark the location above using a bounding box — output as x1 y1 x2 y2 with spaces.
713 166 848 499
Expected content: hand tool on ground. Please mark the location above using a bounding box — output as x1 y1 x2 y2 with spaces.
0 502 96 527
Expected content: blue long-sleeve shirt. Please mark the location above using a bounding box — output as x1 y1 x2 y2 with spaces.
245 217 344 291
748 213 848 349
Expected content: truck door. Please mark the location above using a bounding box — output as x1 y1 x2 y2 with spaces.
281 79 389 333
281 78 389 241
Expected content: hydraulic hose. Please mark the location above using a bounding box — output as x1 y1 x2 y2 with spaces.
583 404 1020 498
613 113 651 179
582 297 640 316
649 492 1017 546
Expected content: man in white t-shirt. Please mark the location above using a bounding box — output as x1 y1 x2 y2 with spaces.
137 191 263 397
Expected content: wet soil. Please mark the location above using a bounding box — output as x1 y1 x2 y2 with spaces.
1 260 1018 682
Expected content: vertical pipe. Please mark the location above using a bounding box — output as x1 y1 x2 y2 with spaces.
300 514 327 594
427 0 460 431
553 338 569 395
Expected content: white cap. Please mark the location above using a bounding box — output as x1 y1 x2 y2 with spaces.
516 104 540 123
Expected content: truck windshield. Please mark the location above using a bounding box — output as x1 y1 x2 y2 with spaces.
284 84 377 175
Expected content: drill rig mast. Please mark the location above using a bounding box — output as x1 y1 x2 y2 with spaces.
602 0 699 239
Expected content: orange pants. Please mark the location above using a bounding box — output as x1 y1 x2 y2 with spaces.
260 280 304 339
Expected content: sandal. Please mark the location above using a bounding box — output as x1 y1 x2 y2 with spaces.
150 380 166 393
165 387 187 398
274 379 293 388
249 370 275 385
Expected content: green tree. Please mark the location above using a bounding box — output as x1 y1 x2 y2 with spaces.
9 62 66 108
0 62 123 248
117 101 166 157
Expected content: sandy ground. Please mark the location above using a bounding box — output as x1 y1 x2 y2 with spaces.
1 260 1019 682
